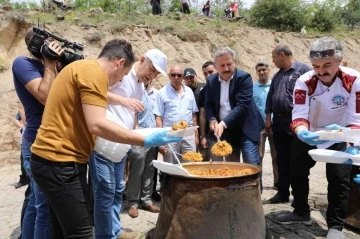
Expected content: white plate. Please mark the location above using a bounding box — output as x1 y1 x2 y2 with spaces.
308 149 360 164
166 126 199 137
315 129 360 143
308 149 349 164
152 160 190 177
132 127 171 136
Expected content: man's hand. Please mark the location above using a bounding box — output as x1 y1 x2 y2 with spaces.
354 174 360 184
209 119 218 131
195 135 199 146
144 129 182 148
214 123 225 138
201 137 208 148
43 41 64 63
159 146 167 156
297 130 327 146
325 124 350 131
265 117 272 131
124 98 144 113
344 146 359 165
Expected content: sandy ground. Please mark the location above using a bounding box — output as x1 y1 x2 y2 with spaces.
1 146 360 239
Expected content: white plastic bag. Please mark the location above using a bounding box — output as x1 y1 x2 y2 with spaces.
94 110 131 162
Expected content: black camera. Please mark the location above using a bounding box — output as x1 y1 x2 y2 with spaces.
28 26 84 67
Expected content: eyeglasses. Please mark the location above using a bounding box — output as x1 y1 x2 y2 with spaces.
309 49 335 59
170 73 183 78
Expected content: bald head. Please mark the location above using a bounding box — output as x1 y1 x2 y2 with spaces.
272 44 294 69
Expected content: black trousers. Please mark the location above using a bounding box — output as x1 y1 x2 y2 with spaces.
290 139 351 230
272 131 295 198
152 1 161 15
182 3 190 14
31 153 93 239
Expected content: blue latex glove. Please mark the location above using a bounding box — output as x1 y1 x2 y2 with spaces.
354 174 360 184
144 129 182 148
343 146 360 184
344 146 360 165
325 124 350 131
297 130 328 146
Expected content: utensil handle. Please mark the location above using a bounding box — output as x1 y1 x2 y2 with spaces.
167 143 183 167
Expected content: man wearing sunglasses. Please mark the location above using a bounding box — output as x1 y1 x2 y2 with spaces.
154 65 199 163
276 37 360 239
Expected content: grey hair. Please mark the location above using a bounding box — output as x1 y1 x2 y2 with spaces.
274 44 293 56
309 37 343 60
214 47 236 62
255 60 269 69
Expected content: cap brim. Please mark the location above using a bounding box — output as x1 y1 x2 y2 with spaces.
153 63 167 77
185 74 196 77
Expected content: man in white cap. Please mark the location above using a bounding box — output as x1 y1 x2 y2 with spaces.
89 48 167 239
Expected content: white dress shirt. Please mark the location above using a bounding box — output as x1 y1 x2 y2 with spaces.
107 67 144 130
219 76 232 127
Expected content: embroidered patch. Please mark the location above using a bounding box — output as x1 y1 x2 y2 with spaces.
332 95 345 106
294 89 306 104
356 92 360 113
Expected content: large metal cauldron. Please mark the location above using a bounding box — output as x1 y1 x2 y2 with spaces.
149 162 266 239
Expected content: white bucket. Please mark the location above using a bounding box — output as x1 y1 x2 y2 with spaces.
93 110 131 162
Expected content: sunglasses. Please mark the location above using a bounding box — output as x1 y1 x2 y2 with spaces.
170 73 183 78
309 49 335 59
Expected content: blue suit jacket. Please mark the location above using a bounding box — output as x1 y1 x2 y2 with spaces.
204 68 264 142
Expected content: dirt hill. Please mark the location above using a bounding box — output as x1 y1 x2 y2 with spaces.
1 9 360 165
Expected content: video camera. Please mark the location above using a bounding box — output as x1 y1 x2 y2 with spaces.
28 26 84 67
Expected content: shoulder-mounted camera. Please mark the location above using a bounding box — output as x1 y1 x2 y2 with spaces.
28 26 84 68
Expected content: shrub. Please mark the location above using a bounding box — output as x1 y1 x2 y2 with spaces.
249 0 307 32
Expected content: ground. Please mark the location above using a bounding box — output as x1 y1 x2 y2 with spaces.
1 151 360 239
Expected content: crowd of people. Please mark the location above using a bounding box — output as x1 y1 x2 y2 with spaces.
11 23 360 239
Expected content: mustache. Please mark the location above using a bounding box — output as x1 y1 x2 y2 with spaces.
317 73 330 77
223 71 232 74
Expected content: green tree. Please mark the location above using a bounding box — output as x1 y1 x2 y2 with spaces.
343 0 360 30
249 0 307 32
307 0 342 32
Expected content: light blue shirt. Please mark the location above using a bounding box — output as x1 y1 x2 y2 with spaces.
253 80 271 121
138 88 158 129
154 84 199 127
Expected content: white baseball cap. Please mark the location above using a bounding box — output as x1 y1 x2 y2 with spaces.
144 49 167 77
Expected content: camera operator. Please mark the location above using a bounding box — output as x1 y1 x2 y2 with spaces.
12 26 64 239
29 39 181 238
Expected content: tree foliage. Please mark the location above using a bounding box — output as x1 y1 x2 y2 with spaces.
249 0 307 32
307 0 342 32
343 0 360 30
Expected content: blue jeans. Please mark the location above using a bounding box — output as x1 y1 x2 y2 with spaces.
240 135 260 166
21 140 50 239
89 152 126 239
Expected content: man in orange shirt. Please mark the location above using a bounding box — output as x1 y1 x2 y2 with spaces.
30 39 181 238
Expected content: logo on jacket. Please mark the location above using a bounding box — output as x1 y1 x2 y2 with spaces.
294 89 306 104
332 95 345 106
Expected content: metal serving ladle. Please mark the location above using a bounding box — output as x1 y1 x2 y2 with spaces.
167 143 183 167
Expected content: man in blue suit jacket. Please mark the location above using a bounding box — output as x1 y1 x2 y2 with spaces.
204 47 264 164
